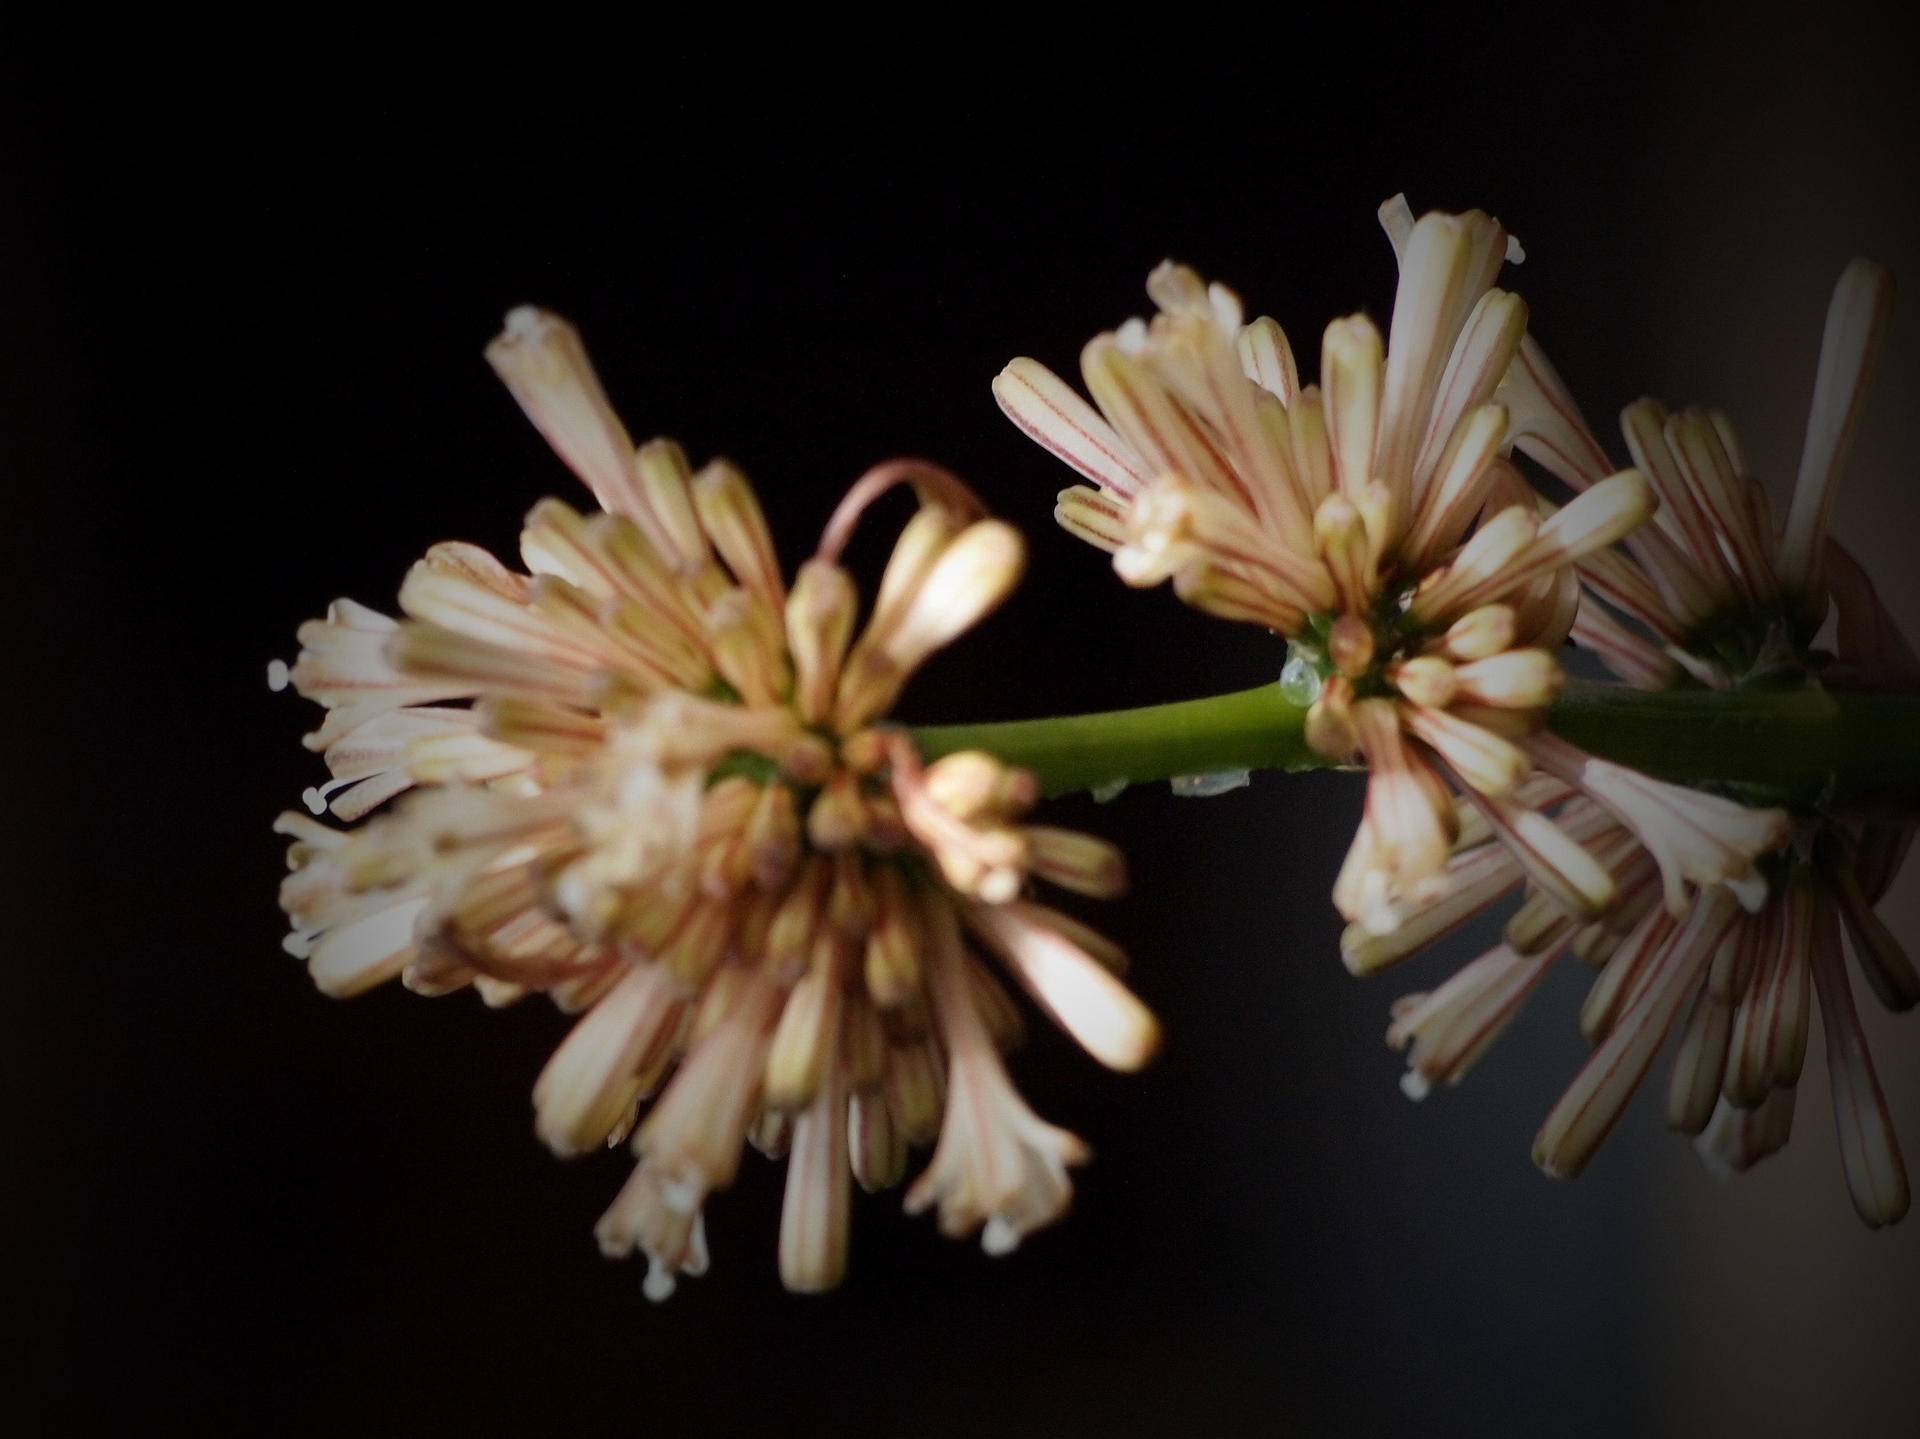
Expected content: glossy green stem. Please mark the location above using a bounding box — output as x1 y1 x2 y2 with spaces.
911 679 1920 805
914 684 1319 798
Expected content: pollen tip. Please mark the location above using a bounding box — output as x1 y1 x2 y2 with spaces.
642 1264 677 1303
501 303 549 337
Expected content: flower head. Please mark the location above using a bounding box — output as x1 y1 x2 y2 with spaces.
1391 257 1913 1223
996 199 1774 940
275 308 1159 1294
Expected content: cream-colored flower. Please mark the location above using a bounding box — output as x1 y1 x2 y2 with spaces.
997 198 1774 942
275 308 1160 1294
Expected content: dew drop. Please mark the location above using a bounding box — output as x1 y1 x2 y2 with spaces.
1280 648 1323 706
1171 769 1251 798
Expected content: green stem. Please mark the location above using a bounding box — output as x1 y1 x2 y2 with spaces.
911 679 1920 806
914 684 1321 798
1544 680 1920 806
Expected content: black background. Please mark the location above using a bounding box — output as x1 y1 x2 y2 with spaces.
7 9 1918 1436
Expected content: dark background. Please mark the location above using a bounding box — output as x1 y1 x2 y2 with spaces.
7 9 1917 1435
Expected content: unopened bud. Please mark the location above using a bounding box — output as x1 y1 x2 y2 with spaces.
1328 613 1377 678
1454 649 1564 708
1390 655 1457 708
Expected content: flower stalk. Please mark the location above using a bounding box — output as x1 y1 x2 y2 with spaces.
912 679 1920 807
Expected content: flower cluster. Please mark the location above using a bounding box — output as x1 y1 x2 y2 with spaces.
274 309 1158 1296
994 204 1787 942
1467 258 1913 1224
